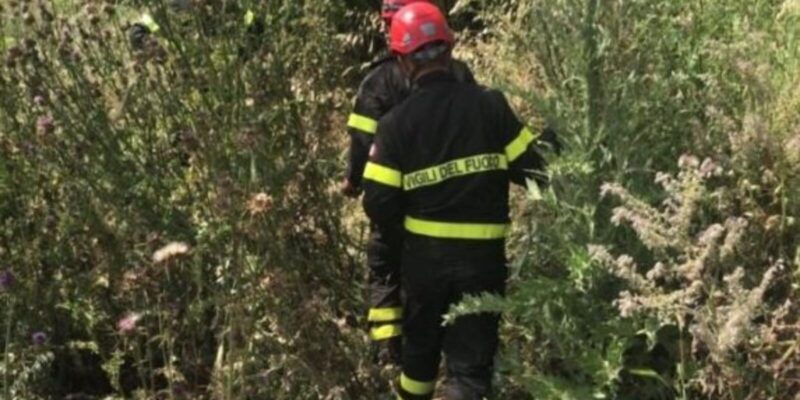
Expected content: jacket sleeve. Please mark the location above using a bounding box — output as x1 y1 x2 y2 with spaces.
362 117 404 226
345 69 386 188
493 91 548 187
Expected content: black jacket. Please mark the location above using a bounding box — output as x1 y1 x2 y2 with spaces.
362 70 547 241
346 56 475 187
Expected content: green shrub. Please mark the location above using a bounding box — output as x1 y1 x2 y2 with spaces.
1 1 384 398
452 0 800 398
3 0 799 398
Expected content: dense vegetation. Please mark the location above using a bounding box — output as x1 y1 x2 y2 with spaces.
1 0 798 399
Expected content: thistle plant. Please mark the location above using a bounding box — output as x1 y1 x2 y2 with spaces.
594 152 797 398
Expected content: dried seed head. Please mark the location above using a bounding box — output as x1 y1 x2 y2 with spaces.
785 135 800 164
765 215 782 232
678 154 700 169
699 158 721 177
646 262 668 281
247 192 274 216
152 242 191 264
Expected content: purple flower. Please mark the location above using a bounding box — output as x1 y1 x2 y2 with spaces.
31 331 47 346
36 115 55 135
0 270 15 291
117 313 141 335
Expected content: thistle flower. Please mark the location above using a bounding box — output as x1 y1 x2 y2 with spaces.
0 270 15 291
153 242 191 264
117 312 141 335
31 331 47 346
36 115 55 135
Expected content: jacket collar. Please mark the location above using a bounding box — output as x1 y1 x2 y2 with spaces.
415 69 456 87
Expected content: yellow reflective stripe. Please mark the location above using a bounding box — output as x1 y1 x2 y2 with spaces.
244 10 256 26
400 373 436 395
370 324 402 340
505 127 539 162
347 113 378 135
363 162 402 188
403 153 507 191
368 307 403 322
139 13 160 33
405 217 508 240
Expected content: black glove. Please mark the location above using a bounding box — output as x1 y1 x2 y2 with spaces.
539 126 562 156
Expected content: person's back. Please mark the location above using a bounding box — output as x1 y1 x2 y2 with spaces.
344 55 475 190
361 3 558 399
364 72 544 236
364 70 548 400
378 74 520 226
341 0 476 368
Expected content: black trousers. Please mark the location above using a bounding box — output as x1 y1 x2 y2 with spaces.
398 235 507 400
367 223 404 343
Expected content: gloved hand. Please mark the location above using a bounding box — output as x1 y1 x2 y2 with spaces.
341 178 363 198
539 126 562 156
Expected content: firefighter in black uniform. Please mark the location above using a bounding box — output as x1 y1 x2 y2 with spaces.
362 3 559 399
128 2 264 53
341 0 475 365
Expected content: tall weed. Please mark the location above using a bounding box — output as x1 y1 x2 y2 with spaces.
1 1 383 398
454 0 800 398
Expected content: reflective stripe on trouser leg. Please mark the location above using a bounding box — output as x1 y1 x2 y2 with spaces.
397 373 435 399
370 323 402 340
367 223 403 341
368 307 403 322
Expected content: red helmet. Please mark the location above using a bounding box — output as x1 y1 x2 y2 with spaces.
389 2 454 56
381 0 432 25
